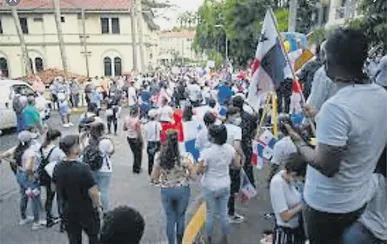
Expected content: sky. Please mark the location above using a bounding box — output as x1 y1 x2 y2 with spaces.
153 0 204 30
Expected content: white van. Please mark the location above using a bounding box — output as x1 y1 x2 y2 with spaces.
0 80 50 130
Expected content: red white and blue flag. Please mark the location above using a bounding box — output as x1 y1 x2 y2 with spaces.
252 129 277 169
239 169 257 202
247 9 287 110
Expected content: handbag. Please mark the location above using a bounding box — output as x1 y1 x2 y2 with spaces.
105 108 114 117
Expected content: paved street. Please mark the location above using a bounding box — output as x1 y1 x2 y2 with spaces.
0 111 272 244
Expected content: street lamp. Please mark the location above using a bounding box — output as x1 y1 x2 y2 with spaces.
214 24 228 61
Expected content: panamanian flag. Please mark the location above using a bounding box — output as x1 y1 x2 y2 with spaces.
239 169 257 202
247 9 287 110
252 129 277 169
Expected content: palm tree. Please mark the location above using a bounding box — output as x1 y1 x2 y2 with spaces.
11 7 32 75
52 0 69 77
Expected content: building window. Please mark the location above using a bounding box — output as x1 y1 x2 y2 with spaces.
33 17 43 22
35 57 44 72
114 57 122 76
104 57 112 76
0 57 9 77
20 18 28 34
101 18 109 34
61 16 65 23
0 19 3 34
112 18 120 34
29 58 34 74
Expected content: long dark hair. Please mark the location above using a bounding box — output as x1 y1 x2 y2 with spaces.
42 129 62 148
183 105 193 122
89 122 105 146
159 130 180 170
14 141 31 167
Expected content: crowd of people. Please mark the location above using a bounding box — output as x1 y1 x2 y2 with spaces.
0 27 386 244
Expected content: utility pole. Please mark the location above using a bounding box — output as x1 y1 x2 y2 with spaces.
52 0 69 77
288 0 298 32
130 0 138 71
11 7 32 76
136 0 145 72
81 8 90 77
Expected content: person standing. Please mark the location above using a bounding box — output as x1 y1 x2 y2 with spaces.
13 89 28 133
196 124 241 244
69 78 80 109
38 129 65 228
22 95 44 134
158 98 174 123
88 87 103 116
124 106 143 174
87 122 114 213
53 135 102 244
285 28 387 243
186 80 201 107
127 81 137 108
106 89 120 135
195 112 216 152
151 130 195 244
143 109 162 175
224 106 245 223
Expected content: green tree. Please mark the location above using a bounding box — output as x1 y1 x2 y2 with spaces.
348 0 387 53
296 0 319 34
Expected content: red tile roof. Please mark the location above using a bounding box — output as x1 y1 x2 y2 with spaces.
160 30 196 39
0 0 132 10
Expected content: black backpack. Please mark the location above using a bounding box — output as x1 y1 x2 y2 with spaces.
38 147 56 185
82 137 108 171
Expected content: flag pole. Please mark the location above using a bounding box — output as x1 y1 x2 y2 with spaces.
268 8 316 136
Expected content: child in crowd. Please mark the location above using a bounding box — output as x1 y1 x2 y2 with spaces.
57 93 73 128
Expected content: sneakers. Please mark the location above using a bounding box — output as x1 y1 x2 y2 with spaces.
19 216 34 225
63 123 70 128
68 122 74 127
46 217 60 228
32 222 43 231
228 213 245 223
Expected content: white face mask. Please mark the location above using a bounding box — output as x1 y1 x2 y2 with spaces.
234 118 242 126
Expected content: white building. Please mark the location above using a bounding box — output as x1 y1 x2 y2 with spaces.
158 30 203 65
0 0 159 79
322 0 361 28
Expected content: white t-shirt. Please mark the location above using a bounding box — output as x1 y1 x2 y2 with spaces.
187 83 201 102
143 120 162 142
200 144 236 191
128 86 137 106
271 136 297 166
225 123 242 146
195 127 212 152
98 138 114 173
304 83 387 213
359 174 386 241
270 170 302 228
158 105 173 122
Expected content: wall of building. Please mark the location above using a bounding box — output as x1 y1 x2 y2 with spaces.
0 11 157 79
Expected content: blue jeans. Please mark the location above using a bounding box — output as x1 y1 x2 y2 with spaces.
93 171 112 212
341 221 386 244
16 113 25 132
203 186 230 236
16 171 41 222
161 185 191 244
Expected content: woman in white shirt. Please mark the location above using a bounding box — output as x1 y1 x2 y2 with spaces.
143 109 162 175
89 122 114 213
270 153 306 244
196 124 241 244
158 98 174 123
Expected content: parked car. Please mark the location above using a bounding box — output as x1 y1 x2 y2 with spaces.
0 80 51 130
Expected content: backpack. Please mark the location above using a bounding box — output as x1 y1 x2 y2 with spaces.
38 147 56 185
82 137 108 171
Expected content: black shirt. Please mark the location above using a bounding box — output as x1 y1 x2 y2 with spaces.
53 160 96 219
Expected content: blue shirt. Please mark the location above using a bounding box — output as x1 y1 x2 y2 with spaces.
217 84 233 105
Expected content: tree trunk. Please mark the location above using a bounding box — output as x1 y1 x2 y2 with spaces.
52 0 69 77
288 0 298 32
81 8 90 77
136 0 145 72
130 0 138 71
11 7 32 76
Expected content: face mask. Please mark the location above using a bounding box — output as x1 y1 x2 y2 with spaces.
110 93 115 96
